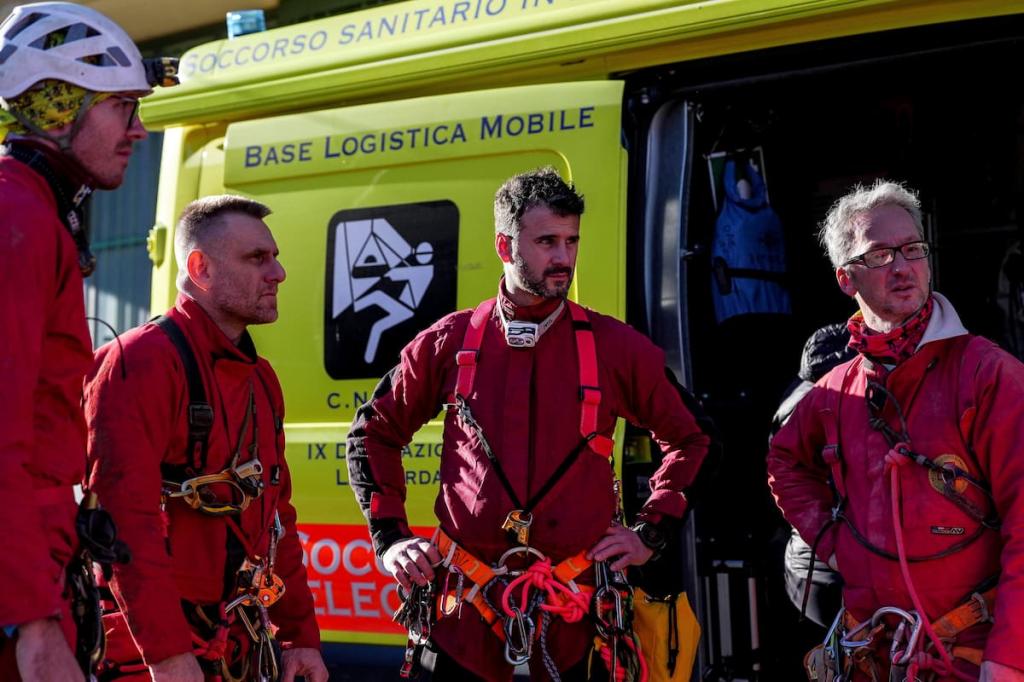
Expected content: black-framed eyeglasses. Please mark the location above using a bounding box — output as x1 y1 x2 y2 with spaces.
845 240 930 268
110 95 141 131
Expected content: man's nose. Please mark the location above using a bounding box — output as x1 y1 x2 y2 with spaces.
551 242 569 264
127 114 147 141
269 258 286 283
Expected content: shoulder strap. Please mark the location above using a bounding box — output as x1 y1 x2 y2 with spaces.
0 142 95 275
450 298 497 403
819 360 855 499
568 301 612 457
451 298 613 458
154 316 214 472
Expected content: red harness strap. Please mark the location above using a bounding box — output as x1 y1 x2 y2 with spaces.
819 361 855 500
449 297 614 457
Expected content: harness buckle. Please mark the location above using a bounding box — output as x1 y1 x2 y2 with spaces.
188 403 215 430
455 350 478 367
579 385 602 405
969 591 993 625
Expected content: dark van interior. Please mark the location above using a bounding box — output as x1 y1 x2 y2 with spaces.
622 14 1024 680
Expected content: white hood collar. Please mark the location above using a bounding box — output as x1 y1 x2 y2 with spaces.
919 292 968 349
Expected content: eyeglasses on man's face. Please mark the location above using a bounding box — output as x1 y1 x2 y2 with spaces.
109 95 141 131
845 240 930 268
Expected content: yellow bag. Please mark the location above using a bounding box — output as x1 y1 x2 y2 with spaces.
633 588 701 681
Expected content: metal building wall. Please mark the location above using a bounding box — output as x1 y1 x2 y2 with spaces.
84 132 163 347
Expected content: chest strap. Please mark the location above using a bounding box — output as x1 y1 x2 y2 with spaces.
449 297 613 457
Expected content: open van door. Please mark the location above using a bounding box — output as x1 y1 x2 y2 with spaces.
218 80 627 645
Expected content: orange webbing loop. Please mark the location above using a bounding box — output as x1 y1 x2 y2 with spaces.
433 528 503 637
553 550 591 585
932 588 996 640
433 529 596 639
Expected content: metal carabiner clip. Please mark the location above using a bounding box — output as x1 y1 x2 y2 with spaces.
440 566 465 618
503 606 534 666
889 611 922 666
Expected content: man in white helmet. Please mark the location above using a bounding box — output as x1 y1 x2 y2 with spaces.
0 3 176 680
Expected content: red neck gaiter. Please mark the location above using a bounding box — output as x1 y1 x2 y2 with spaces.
847 296 935 366
498 278 563 323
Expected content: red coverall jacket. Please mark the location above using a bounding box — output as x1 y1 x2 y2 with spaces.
768 294 1024 677
0 155 92 649
84 295 319 666
347 290 710 681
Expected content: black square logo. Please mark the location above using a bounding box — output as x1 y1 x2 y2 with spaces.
324 201 459 380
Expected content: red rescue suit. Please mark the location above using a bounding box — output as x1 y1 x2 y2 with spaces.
0 153 93 670
84 295 319 668
348 288 710 681
768 294 1024 676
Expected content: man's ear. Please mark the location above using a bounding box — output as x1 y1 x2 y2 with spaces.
495 232 513 264
186 250 212 292
836 265 857 297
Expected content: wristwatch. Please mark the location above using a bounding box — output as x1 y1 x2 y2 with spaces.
631 521 668 560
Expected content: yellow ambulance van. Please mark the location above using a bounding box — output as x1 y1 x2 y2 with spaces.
142 0 1024 676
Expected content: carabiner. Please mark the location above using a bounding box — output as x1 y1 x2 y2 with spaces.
440 566 465 618
503 606 534 666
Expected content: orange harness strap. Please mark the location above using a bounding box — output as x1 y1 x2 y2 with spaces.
932 588 995 640
432 528 593 640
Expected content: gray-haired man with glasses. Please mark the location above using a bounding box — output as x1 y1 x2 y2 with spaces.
768 180 1024 681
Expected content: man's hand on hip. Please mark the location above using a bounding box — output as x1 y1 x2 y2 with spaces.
15 617 84 682
382 536 442 590
980 660 1024 681
281 647 329 682
587 524 654 572
149 651 203 681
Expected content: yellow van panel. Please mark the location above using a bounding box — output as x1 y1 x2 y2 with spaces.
141 0 1021 129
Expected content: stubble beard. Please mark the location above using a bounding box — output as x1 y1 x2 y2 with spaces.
512 253 572 300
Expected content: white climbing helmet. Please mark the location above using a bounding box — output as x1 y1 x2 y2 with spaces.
0 2 150 99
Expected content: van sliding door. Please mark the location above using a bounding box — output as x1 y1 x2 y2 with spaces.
643 100 696 387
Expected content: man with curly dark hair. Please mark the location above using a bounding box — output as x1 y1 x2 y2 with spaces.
347 167 710 681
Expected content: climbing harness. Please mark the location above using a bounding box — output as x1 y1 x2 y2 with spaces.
803 338 1000 681
390 298 652 679
95 315 285 680
155 316 266 516
444 297 614 547
808 585 995 682
392 527 649 681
